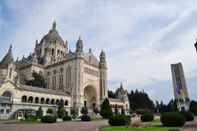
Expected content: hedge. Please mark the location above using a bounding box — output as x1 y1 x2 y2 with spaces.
63 115 72 121
81 115 91 121
141 113 154 122
109 115 130 126
161 112 185 127
41 115 57 123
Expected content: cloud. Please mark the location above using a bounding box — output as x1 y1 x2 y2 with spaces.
0 0 197 102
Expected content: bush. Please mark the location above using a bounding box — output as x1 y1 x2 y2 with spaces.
181 111 194 121
47 108 53 114
161 112 185 127
41 115 57 123
81 107 88 115
81 115 91 121
141 113 154 122
25 115 38 121
57 107 65 118
63 115 72 121
109 115 130 126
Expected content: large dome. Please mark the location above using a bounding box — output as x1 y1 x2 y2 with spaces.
40 22 64 44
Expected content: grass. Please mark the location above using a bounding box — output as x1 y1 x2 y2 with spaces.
101 126 179 131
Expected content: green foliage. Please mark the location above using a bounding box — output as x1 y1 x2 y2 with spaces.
47 108 53 114
63 115 72 121
100 98 113 119
128 90 155 112
25 72 46 88
81 106 88 115
140 113 154 122
108 90 116 98
25 115 38 122
161 112 185 127
41 115 57 123
70 107 78 118
36 106 43 118
81 115 91 121
57 107 65 118
190 100 197 115
181 111 194 121
108 115 130 126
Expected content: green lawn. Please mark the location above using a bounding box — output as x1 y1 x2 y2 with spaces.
101 126 179 131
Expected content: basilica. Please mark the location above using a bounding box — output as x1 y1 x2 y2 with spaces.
0 22 129 119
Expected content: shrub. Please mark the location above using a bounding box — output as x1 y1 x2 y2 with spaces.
81 107 88 115
100 98 113 119
25 115 38 121
47 108 53 114
57 107 65 118
81 115 91 121
161 112 185 127
63 115 72 121
109 115 131 126
141 113 154 122
41 115 57 123
181 111 194 121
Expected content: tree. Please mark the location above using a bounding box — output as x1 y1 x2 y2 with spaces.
36 106 43 118
190 100 197 115
100 98 113 119
108 90 116 98
57 102 65 118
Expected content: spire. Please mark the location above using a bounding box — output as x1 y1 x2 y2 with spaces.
76 36 83 53
52 21 56 30
0 44 14 68
100 50 106 63
120 82 123 89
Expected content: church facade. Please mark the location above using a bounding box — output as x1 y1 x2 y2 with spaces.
0 22 129 119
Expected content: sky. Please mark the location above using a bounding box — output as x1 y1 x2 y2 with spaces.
0 0 197 103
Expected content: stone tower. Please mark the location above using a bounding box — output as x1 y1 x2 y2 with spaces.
171 63 190 111
99 50 108 100
73 37 85 113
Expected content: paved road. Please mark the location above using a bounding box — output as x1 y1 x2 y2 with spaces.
181 121 197 131
0 121 108 131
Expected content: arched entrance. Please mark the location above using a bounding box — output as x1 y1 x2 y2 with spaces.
84 85 97 109
2 91 12 98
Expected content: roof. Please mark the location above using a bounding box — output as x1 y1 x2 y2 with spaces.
109 98 123 103
17 84 70 97
40 22 64 44
0 45 14 69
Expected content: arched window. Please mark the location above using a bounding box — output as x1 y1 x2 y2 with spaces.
28 96 33 103
46 98 50 104
41 97 45 104
2 91 12 98
35 97 39 103
51 99 55 104
66 66 71 89
56 99 60 105
21 95 27 102
65 100 68 106
60 99 64 105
